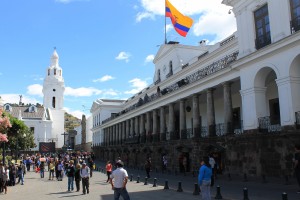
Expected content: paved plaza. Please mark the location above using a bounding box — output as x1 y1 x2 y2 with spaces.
3 163 300 200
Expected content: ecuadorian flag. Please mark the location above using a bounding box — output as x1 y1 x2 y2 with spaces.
165 0 193 37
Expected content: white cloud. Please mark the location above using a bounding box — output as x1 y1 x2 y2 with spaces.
0 94 40 105
137 0 236 42
145 54 154 63
65 86 102 97
124 78 148 95
93 75 115 83
115 52 131 63
27 84 43 97
166 24 173 33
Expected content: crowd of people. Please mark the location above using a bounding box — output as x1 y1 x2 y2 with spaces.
0 151 95 195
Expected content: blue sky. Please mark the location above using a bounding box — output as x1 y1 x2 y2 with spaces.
0 0 236 119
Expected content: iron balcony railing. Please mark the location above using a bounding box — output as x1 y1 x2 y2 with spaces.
291 16 300 33
258 116 282 133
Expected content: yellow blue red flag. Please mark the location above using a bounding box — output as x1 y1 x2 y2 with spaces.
165 0 193 37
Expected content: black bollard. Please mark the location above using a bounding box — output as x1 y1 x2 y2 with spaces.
228 173 232 181
215 185 223 199
164 180 169 189
153 178 157 187
177 181 183 192
282 192 288 200
136 176 140 183
262 174 267 183
243 173 248 182
193 183 200 195
130 174 133 182
144 177 148 185
243 188 249 200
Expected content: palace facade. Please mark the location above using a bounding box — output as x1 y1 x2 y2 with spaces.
91 0 300 177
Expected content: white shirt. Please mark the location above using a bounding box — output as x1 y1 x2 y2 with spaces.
110 167 128 188
80 166 90 178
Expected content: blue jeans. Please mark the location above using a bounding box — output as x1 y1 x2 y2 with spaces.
200 180 211 200
40 169 44 178
68 176 74 191
114 188 130 200
17 174 24 184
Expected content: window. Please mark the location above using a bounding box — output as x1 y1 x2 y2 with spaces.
290 0 300 32
254 4 271 49
54 69 57 75
169 61 173 73
52 97 56 108
29 105 37 112
4 104 11 112
48 69 50 76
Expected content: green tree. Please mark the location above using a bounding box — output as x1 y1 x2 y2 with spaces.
6 116 36 152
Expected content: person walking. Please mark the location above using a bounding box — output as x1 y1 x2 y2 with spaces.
16 163 24 185
0 163 4 193
144 157 152 178
109 160 130 200
49 160 55 180
39 160 45 178
74 164 81 192
198 156 212 200
2 165 9 194
294 144 300 193
106 161 113 182
80 162 90 195
66 160 75 192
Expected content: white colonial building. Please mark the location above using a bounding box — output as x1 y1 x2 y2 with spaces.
91 0 300 176
2 49 65 150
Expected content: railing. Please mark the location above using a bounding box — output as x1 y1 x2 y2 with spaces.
201 126 208 137
181 63 189 69
102 51 239 125
154 78 161 85
255 34 271 50
233 120 244 135
220 35 235 46
186 128 193 139
216 123 225 136
258 116 281 133
291 16 300 33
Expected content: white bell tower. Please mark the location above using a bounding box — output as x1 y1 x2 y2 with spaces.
42 48 65 149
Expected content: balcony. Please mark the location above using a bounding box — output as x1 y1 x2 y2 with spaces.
291 16 300 33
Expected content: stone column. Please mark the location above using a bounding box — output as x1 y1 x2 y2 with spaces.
223 82 233 135
126 120 130 140
103 128 106 146
113 125 116 145
153 109 158 142
192 94 201 138
109 126 112 145
130 118 134 137
119 122 122 144
146 112 151 143
179 99 187 139
122 121 126 142
160 106 166 141
116 124 119 145
135 116 139 137
168 103 175 140
140 114 146 143
207 88 216 137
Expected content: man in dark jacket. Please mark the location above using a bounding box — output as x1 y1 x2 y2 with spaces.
66 160 75 192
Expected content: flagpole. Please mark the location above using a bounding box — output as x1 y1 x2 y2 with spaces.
164 0 167 44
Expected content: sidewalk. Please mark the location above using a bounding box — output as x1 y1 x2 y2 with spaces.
95 160 300 200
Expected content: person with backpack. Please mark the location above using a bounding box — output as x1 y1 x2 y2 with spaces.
39 160 45 178
66 160 75 192
80 162 90 195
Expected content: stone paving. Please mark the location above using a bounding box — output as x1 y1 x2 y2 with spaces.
2 164 300 200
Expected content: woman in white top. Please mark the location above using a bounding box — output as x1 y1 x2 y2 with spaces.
2 165 9 194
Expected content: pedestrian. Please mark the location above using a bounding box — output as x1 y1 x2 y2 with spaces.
8 163 16 186
57 160 64 181
162 155 168 173
2 165 9 194
0 163 4 193
74 164 81 192
25 157 31 171
88 158 94 178
39 160 45 178
198 156 212 200
144 157 152 178
49 160 55 180
16 163 24 185
106 161 113 182
294 144 300 193
209 154 216 186
80 162 90 195
66 160 75 192
109 160 130 200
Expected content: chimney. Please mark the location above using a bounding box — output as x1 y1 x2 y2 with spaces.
19 95 23 106
199 40 206 46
